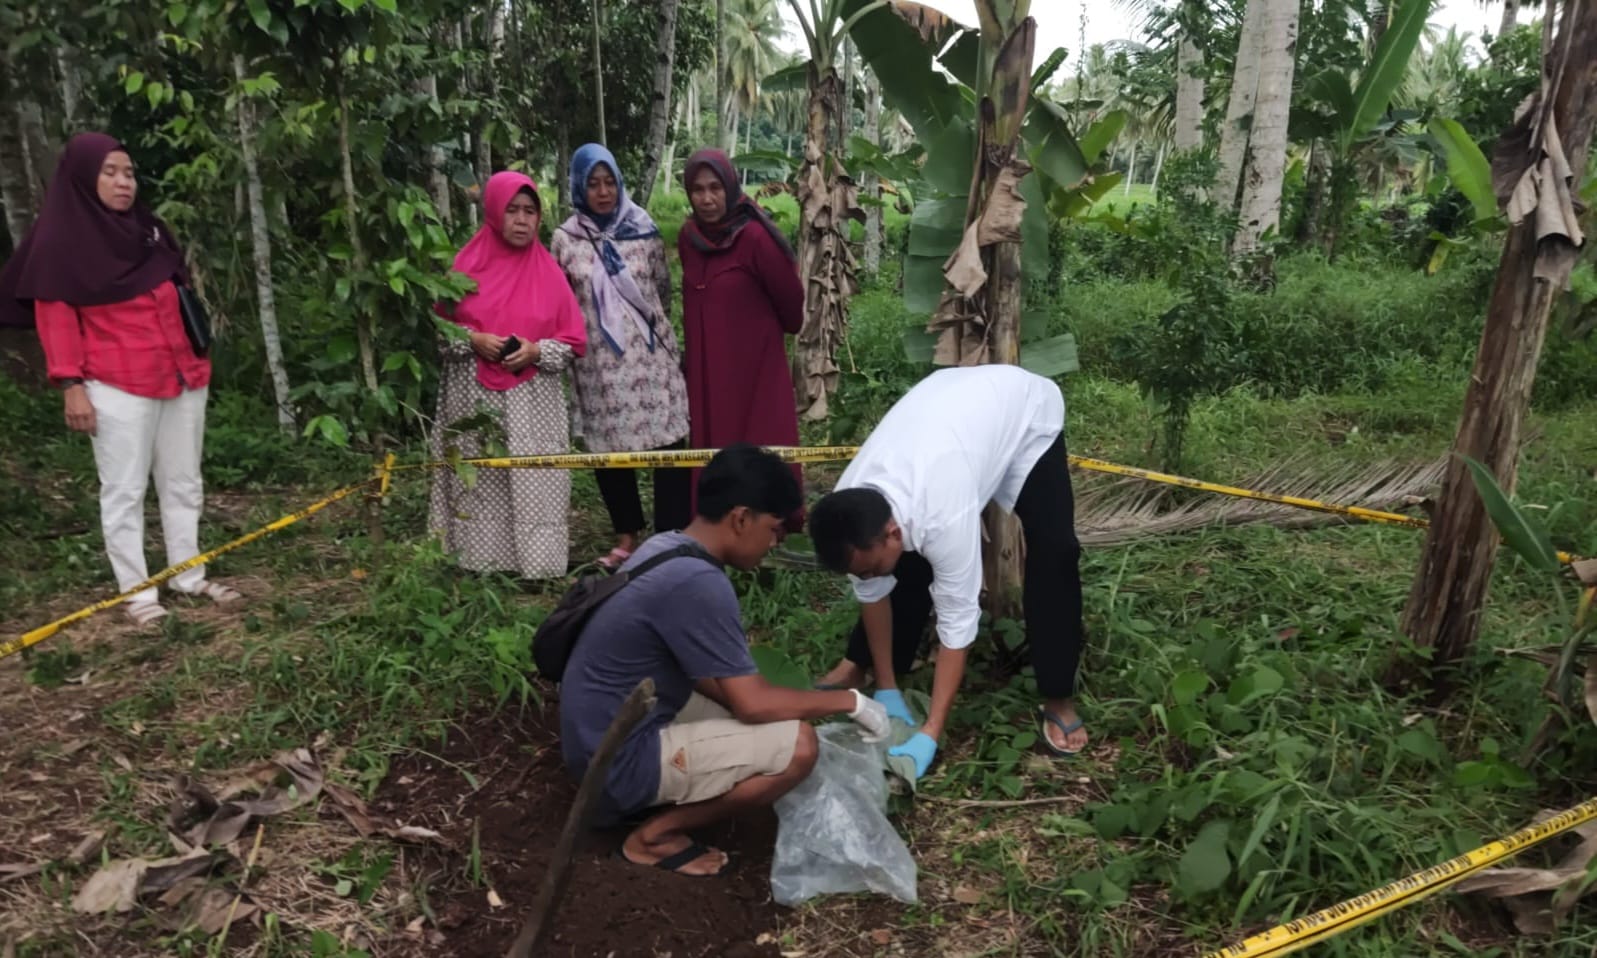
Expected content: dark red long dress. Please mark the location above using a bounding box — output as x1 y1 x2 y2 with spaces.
678 220 806 529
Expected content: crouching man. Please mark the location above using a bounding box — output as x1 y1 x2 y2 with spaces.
559 444 890 878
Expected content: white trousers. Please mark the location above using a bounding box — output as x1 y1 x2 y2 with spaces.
85 381 209 604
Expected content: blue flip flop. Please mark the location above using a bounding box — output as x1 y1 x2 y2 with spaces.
1038 706 1086 757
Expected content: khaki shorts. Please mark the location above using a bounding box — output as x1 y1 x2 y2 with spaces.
655 693 800 806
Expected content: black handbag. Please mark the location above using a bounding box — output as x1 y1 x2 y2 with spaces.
176 285 212 357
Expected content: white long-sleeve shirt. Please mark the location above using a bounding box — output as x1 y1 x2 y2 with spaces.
839 366 1065 650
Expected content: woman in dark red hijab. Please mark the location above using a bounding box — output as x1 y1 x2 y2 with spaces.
677 149 805 530
0 132 241 625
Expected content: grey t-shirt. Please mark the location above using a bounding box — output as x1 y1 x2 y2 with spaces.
558 532 757 818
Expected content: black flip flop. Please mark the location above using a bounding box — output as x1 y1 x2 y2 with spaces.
1038 706 1086 757
618 842 731 878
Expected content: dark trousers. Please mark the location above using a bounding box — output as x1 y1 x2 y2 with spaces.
594 454 694 537
844 433 1086 698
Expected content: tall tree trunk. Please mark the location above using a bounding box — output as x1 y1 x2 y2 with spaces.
12 81 54 216
1295 140 1328 243
336 81 379 393
928 12 1039 620
1174 35 1205 151
687 73 699 142
555 123 572 208
1214 0 1266 209
1232 0 1298 255
1124 142 1138 192
1 43 51 245
662 98 681 198
1499 0 1519 36
0 115 30 249
55 45 80 129
792 65 861 421
863 67 883 277
591 0 607 144
477 3 505 186
715 0 729 150
233 55 295 432
840 38 854 148
420 74 452 223
665 94 687 195
1150 139 1168 191
636 0 682 206
0 51 34 249
982 240 1026 618
1367 0 1390 50
1398 0 1597 682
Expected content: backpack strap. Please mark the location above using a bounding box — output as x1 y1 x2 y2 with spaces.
620 542 720 583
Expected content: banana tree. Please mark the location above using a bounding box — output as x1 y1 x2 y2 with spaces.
781 0 879 420
844 0 1111 375
1292 0 1431 256
845 0 1118 612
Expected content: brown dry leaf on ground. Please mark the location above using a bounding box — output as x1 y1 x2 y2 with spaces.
1457 819 1597 933
950 884 983 906
168 748 322 847
72 849 235 915
323 780 450 847
71 858 147 914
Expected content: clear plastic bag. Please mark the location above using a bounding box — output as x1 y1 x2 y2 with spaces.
770 722 918 907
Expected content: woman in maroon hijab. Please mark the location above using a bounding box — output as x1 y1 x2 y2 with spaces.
677 149 805 530
0 132 241 626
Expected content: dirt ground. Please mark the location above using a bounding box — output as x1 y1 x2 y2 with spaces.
0 591 912 958
372 703 830 958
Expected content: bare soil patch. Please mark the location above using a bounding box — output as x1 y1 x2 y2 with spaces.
370 697 818 958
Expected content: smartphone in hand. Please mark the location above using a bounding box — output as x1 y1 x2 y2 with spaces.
500 335 522 363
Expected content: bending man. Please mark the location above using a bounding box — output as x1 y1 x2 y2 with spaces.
809 366 1087 781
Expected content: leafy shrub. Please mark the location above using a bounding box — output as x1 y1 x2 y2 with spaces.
1050 222 1532 405
824 285 925 442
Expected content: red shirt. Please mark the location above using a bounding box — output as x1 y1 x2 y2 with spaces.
35 281 212 399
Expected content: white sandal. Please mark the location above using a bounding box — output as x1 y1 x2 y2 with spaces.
125 602 169 626
182 581 243 604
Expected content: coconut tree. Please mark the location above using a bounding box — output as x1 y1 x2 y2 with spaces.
1399 26 1473 114
1215 0 1299 256
1113 0 1219 152
636 0 683 205
1104 40 1177 192
723 0 784 147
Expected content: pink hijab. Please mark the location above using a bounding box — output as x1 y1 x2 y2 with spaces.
441 172 586 391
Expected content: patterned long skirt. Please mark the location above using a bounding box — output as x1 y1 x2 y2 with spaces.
428 364 571 579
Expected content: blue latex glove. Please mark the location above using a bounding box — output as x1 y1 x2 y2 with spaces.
888 732 939 779
873 688 916 725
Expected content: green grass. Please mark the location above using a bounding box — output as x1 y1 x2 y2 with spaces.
1094 182 1158 215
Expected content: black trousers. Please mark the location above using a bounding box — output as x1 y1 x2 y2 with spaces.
593 449 694 537
844 433 1086 699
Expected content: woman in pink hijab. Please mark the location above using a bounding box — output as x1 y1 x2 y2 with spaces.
428 172 587 579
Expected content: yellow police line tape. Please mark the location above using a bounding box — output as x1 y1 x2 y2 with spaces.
0 480 374 661
426 449 1577 564
390 444 866 473
1203 796 1597 958
5 444 1582 662
1070 455 1583 565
